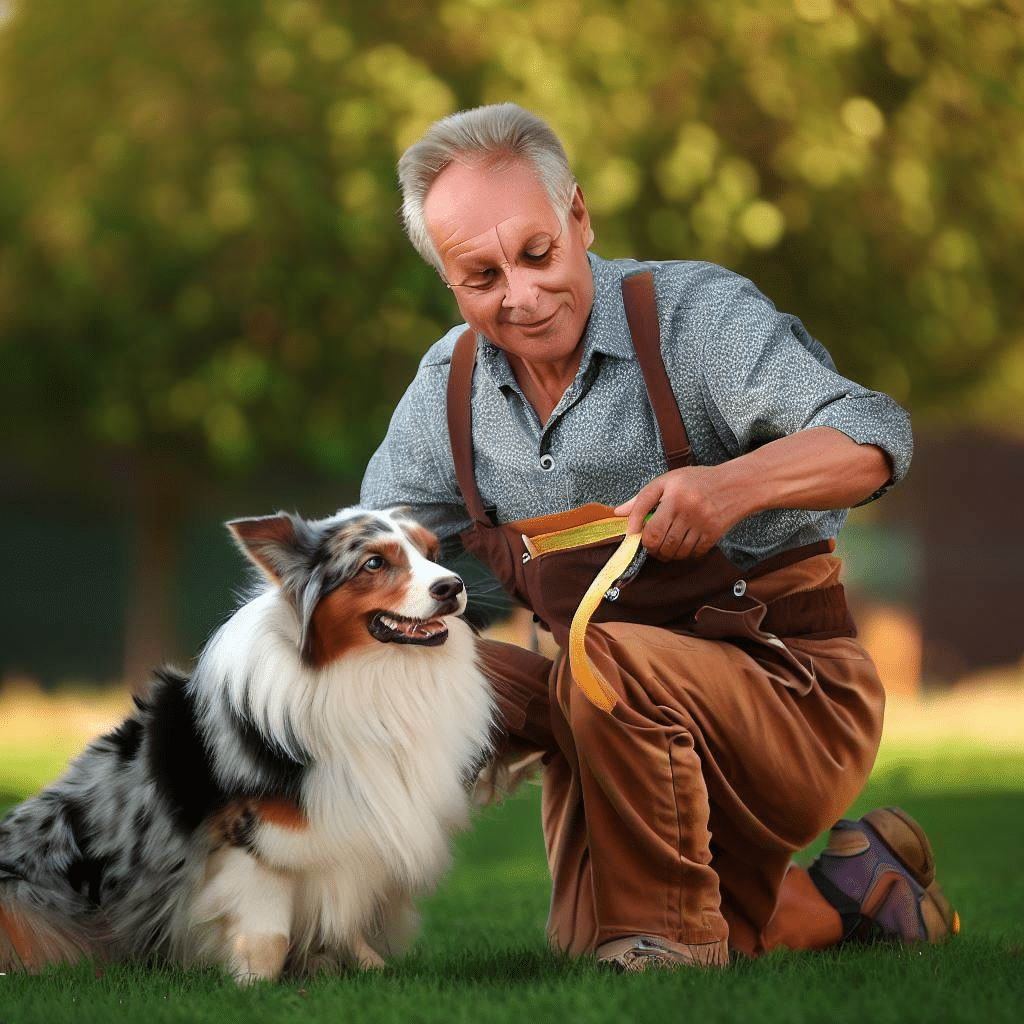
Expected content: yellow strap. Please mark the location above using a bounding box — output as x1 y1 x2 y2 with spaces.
567 532 643 712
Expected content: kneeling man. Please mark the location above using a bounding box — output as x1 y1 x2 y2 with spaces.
362 103 956 970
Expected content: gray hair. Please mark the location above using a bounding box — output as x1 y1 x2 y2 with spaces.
397 103 577 274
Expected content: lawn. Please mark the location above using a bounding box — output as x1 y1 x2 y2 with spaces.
2 730 1023 1023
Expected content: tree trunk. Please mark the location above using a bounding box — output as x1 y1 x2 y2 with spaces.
122 463 185 694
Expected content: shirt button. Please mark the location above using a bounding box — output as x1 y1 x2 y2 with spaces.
539 454 555 472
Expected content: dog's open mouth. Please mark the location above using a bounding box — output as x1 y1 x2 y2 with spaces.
368 612 449 646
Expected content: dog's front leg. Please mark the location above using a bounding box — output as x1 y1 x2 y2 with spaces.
193 847 295 984
229 930 290 985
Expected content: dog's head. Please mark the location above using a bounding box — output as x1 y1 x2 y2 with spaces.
227 507 465 667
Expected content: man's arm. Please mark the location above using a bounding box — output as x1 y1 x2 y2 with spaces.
621 270 911 561
615 426 891 561
359 354 471 550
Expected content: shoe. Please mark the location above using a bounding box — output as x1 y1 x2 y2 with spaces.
808 806 960 944
596 934 729 972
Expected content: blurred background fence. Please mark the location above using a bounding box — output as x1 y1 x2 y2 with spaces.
1 0 1022 696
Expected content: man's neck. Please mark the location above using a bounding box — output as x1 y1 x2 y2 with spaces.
506 346 585 426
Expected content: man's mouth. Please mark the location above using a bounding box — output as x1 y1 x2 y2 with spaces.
368 612 449 646
510 310 556 330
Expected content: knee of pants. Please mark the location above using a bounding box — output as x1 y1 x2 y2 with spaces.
760 797 848 852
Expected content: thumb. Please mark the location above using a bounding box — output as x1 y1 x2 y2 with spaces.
615 483 661 536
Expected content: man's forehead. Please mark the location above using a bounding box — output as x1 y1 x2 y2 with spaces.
442 215 557 264
424 159 559 256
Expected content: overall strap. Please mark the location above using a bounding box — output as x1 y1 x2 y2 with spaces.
446 327 492 525
621 271 694 470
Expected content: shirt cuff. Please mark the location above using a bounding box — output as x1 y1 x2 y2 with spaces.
805 392 913 504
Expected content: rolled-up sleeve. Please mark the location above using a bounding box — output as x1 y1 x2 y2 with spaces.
360 368 472 543
698 278 913 499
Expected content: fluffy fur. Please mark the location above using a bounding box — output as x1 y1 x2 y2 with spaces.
0 507 494 981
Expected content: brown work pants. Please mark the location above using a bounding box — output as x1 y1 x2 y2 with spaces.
477 555 886 956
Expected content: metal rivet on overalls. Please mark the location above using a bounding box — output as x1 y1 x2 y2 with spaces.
733 579 747 597
605 586 620 602
539 454 555 472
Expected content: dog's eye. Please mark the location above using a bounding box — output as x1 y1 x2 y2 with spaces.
362 554 385 572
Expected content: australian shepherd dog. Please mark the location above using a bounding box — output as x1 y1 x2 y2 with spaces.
0 507 494 981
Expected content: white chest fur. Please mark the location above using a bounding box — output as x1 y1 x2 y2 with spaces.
257 620 490 881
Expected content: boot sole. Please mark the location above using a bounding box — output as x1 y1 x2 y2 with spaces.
861 806 935 887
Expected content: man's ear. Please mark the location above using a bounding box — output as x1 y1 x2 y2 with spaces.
226 513 302 584
570 185 595 248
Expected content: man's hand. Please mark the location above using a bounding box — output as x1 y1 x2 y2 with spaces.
614 466 733 561
613 428 894 561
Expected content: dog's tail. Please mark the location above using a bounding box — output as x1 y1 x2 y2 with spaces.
1 872 95 973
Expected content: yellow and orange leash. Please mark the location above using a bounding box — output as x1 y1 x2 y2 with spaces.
523 516 647 713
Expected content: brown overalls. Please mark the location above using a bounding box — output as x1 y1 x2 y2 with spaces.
447 272 886 957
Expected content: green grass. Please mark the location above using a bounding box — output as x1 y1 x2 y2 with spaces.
3 749 1024 1023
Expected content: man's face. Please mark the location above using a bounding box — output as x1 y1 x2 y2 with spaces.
423 159 595 368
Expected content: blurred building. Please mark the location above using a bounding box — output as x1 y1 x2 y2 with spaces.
2 431 1022 692
905 430 1024 685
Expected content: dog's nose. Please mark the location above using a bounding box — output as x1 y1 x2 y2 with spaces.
429 576 464 602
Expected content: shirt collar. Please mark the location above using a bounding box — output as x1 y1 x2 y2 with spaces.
475 252 637 390
584 252 638 361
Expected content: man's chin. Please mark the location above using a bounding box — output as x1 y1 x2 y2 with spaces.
498 310 579 348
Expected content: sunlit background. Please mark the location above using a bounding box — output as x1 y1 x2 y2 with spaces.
1 0 1022 786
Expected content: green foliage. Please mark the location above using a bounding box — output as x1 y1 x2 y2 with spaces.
1 0 1021 485
0 0 457 480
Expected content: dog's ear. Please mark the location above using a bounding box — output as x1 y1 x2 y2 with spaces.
227 513 305 584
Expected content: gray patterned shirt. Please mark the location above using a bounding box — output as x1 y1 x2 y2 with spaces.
361 253 912 570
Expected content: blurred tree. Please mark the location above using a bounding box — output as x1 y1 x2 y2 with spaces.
0 0 1020 681
0 0 461 682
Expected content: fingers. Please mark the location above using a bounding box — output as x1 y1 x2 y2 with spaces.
644 522 712 561
615 482 663 536
617 480 687 558
615 468 725 560
636 491 716 561
643 503 698 560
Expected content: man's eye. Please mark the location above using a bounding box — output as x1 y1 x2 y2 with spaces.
362 555 385 572
524 247 551 262
465 269 497 289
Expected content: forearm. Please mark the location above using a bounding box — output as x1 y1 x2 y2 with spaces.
616 426 894 560
712 426 893 524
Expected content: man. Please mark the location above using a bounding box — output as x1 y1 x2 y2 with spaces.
361 103 956 970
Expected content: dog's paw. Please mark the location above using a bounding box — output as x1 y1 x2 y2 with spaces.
472 743 545 806
351 933 387 970
228 931 289 984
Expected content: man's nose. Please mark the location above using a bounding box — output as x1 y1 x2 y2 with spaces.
500 263 539 309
